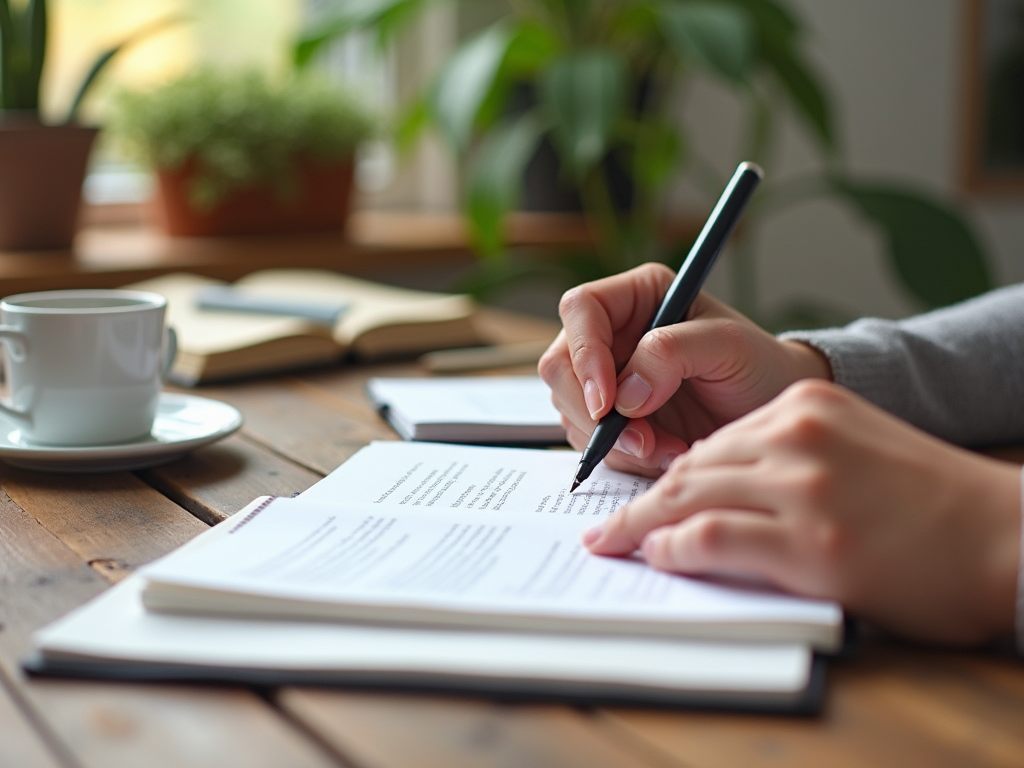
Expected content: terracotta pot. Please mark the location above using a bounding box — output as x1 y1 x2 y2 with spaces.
153 157 356 237
0 117 98 251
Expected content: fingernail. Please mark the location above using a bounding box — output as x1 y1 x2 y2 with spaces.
660 453 679 472
583 379 604 420
616 373 652 412
615 427 644 457
582 523 604 547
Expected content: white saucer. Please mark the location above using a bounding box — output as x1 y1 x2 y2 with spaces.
0 393 243 473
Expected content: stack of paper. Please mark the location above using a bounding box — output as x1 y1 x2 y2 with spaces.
26 442 843 713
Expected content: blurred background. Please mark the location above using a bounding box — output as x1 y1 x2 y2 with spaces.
40 0 1024 323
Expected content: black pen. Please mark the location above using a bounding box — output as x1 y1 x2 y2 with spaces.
570 161 764 492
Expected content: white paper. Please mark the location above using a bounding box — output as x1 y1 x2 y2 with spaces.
366 376 565 443
301 441 654 520
142 444 843 650
34 573 813 696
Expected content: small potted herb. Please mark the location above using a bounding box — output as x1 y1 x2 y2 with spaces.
111 69 378 237
0 0 170 250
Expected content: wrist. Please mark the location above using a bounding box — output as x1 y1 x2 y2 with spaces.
966 457 1021 640
781 340 834 383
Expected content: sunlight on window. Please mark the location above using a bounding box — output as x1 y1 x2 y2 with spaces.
49 0 414 207
48 0 301 122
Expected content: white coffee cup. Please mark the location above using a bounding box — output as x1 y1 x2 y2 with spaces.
0 289 176 446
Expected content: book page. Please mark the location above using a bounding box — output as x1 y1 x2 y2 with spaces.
301 441 655 521
130 273 331 354
236 270 479 351
141 495 841 649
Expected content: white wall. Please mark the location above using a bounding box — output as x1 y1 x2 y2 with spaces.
685 0 1024 320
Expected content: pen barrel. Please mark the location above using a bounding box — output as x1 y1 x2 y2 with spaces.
648 162 762 331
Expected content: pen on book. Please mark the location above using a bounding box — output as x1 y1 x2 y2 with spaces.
195 286 348 326
570 160 764 493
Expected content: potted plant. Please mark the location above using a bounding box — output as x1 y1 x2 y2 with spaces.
110 68 378 237
301 0 993 328
0 0 170 251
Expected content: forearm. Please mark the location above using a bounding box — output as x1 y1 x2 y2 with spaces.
781 284 1024 447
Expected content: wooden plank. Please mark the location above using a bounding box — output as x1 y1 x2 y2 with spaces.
279 691 669 768
139 434 324 524
0 669 65 768
1 467 209 583
0 474 340 768
599 643 1024 768
195 376 397 477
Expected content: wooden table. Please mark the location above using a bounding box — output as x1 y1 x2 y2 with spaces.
2 307 1024 768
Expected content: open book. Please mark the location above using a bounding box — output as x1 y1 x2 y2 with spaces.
366 376 567 444
128 271 482 385
27 442 843 711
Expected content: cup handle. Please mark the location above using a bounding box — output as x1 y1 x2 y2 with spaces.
0 326 31 424
0 326 28 362
162 326 178 381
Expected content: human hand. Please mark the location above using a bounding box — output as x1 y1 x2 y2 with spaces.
583 380 1022 645
538 263 831 476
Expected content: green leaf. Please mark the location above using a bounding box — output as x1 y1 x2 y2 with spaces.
394 96 430 153
0 0 13 109
500 20 562 79
760 39 834 152
714 0 833 151
721 0 800 45
292 0 419 69
25 0 44 101
658 2 755 83
465 111 546 257
66 15 177 122
632 117 683 191
538 50 626 174
430 21 515 150
831 178 993 309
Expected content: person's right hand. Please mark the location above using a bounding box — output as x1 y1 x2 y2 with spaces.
538 263 833 476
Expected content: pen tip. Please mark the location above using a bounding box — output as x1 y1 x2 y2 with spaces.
569 478 581 494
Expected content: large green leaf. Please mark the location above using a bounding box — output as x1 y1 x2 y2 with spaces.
465 111 546 258
831 178 993 309
0 0 13 109
658 2 754 84
760 39 834 152
292 0 420 69
0 0 43 110
716 0 833 151
538 50 627 174
430 21 515 151
721 0 800 45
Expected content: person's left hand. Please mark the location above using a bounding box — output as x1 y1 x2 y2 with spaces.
583 379 1022 646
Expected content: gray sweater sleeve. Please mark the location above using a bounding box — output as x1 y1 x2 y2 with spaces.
780 283 1024 448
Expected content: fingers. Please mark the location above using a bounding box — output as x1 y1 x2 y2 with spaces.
613 292 786 420
642 511 792 588
562 416 689 478
542 264 676 421
585 462 766 555
540 331 598 430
